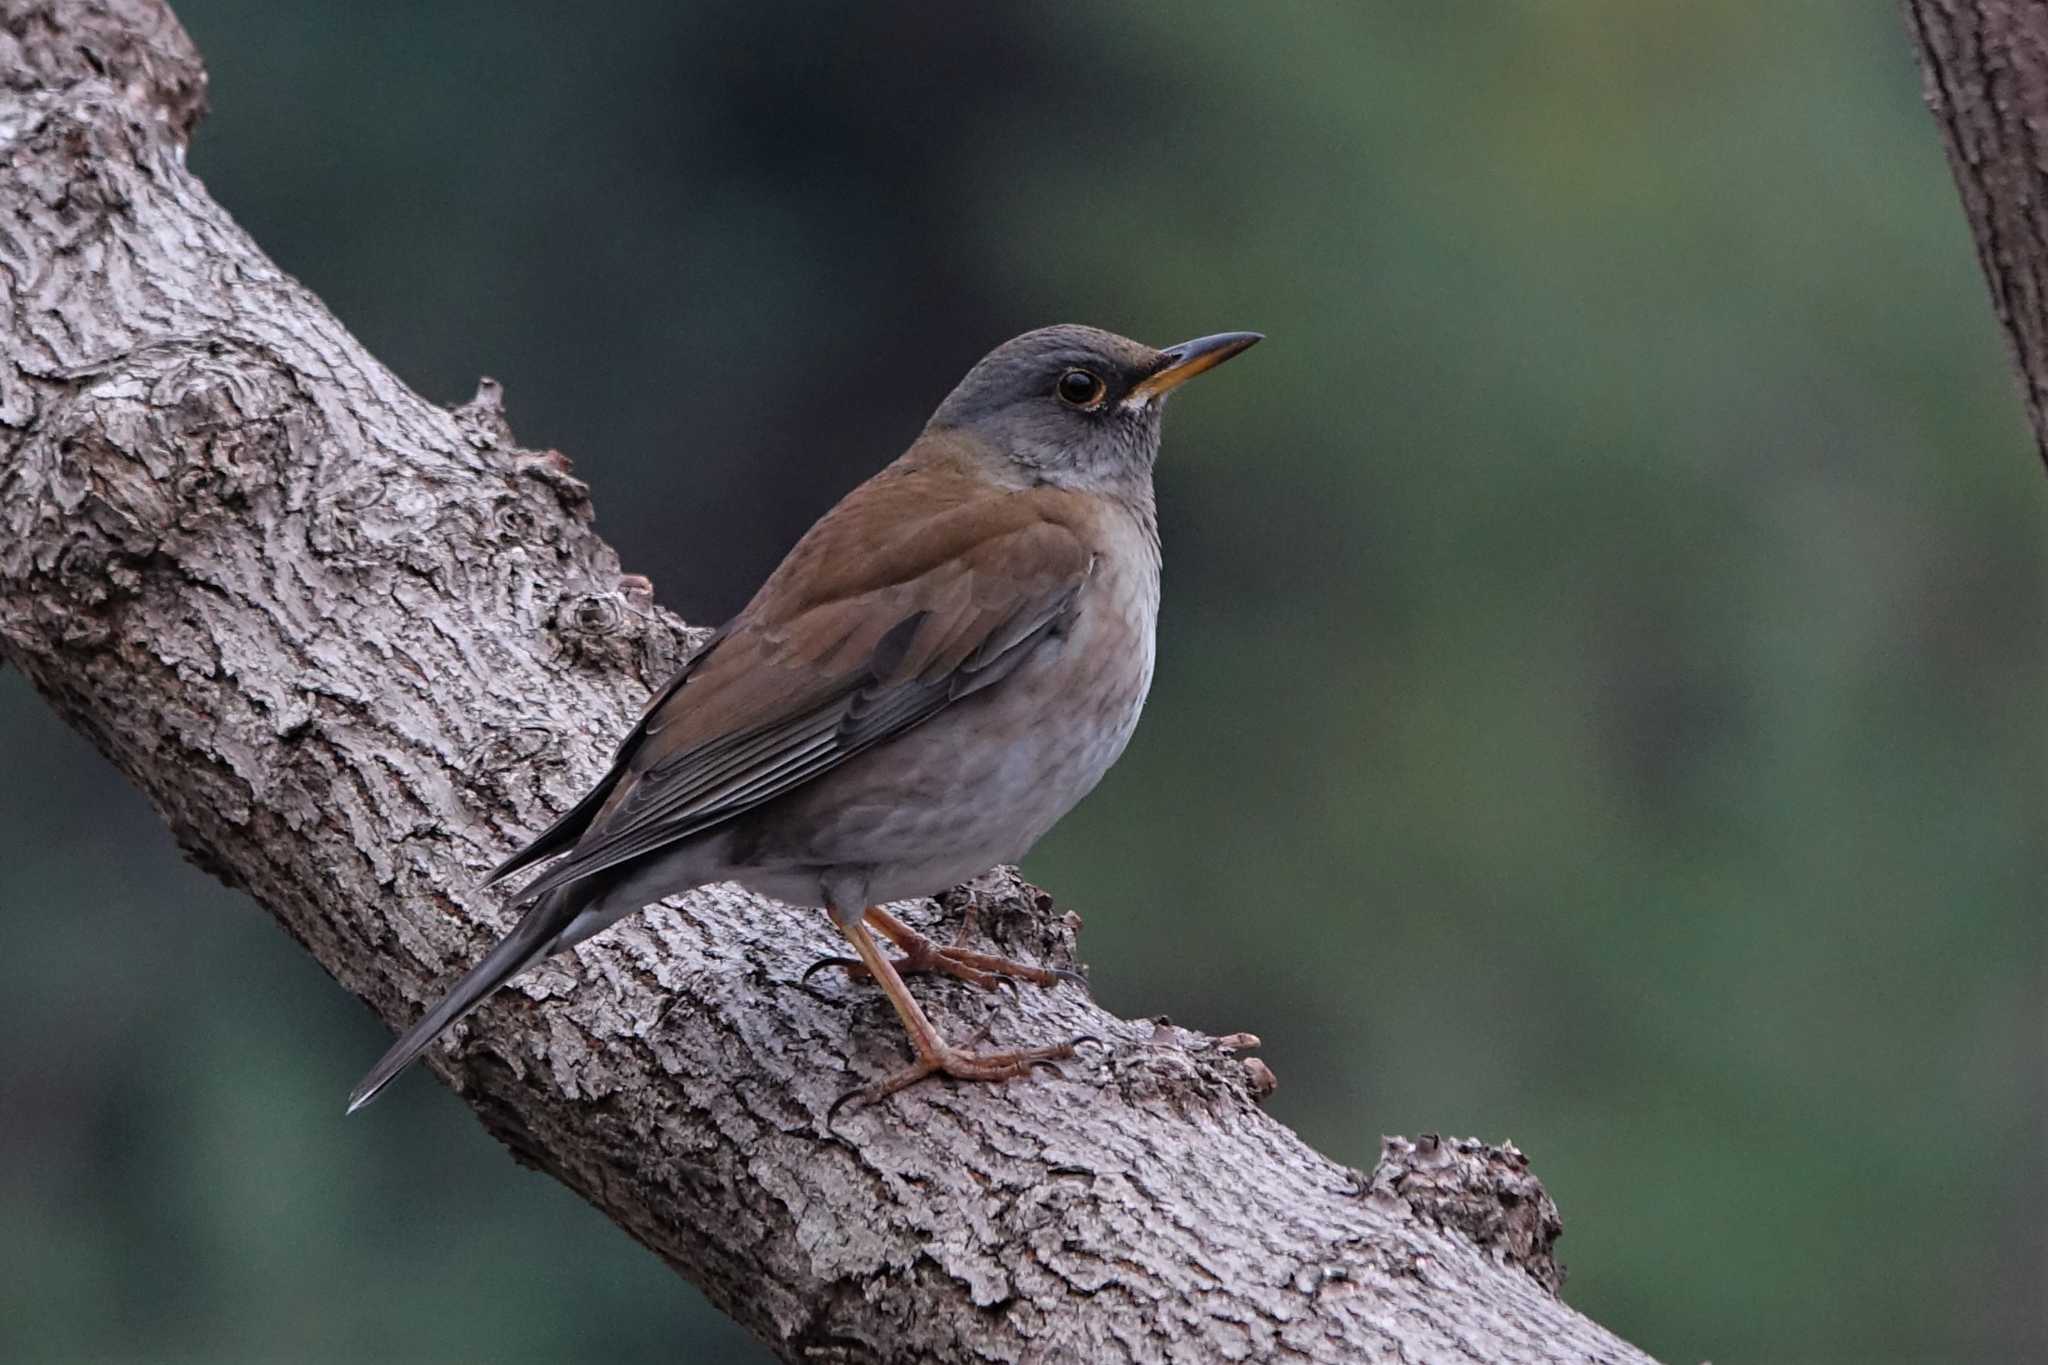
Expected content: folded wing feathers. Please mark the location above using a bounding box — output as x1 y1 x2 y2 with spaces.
498 497 1096 905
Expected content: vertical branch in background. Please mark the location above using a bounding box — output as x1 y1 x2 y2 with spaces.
1904 1 2048 472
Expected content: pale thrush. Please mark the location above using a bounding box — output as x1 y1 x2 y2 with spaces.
348 324 1261 1112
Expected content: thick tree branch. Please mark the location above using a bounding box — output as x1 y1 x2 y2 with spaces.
0 3 1656 1361
1903 0 2048 471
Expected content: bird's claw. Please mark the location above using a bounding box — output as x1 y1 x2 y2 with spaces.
799 954 868 999
1049 965 1090 994
824 1083 867 1129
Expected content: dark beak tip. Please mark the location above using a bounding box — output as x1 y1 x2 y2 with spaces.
1133 329 1263 399
1175 329 1262 355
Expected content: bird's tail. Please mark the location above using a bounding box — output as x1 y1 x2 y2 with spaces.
346 886 584 1114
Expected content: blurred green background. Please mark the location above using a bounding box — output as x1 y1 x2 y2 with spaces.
2 3 2040 1362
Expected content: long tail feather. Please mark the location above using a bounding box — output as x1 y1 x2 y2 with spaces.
345 889 578 1114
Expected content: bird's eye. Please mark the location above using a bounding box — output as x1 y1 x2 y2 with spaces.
1055 368 1106 408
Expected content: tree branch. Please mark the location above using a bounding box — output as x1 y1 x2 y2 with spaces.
1903 0 2048 471
0 3 1656 1360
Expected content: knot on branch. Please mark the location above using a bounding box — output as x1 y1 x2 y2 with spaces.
556 588 631 643
938 867 1084 975
549 585 696 690
487 492 558 547
452 377 514 450
1364 1134 1566 1296
0 348 291 653
3 0 208 146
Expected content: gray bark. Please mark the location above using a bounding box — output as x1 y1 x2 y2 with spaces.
1904 0 2048 471
0 3 1657 1361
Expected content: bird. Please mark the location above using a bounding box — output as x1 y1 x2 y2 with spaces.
347 324 1261 1114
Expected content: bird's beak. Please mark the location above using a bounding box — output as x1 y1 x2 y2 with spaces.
1127 331 1263 404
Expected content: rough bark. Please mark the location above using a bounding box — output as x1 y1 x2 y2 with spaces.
0 3 1657 1361
1903 0 2048 471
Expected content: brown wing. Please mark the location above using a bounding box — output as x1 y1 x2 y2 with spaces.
499 446 1097 905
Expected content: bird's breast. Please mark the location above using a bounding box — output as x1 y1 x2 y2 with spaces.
1046 541 1159 782
870 547 1158 896
908 542 1158 848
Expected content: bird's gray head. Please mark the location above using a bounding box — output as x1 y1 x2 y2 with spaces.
928 324 1260 491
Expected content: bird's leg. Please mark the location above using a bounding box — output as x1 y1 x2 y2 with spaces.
829 907 1076 1111
801 905 1084 994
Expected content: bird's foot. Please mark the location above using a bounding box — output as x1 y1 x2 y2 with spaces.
892 934 1085 992
827 1036 1087 1122
801 912 1084 996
